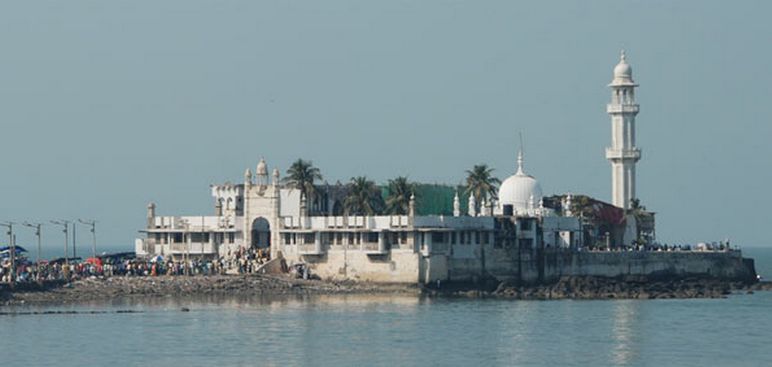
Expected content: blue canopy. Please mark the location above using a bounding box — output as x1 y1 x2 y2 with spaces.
0 246 28 253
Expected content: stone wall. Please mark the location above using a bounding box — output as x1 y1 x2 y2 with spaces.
301 249 420 283
292 241 756 285
440 247 757 285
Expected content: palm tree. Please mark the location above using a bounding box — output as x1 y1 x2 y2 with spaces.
629 198 653 246
464 164 501 207
385 176 414 215
282 159 323 202
344 176 382 215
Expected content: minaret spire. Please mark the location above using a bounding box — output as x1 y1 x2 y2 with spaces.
516 132 525 175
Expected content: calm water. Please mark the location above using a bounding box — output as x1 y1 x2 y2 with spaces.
2 247 772 367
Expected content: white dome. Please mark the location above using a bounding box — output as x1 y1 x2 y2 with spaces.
499 172 542 211
611 50 635 85
498 149 542 211
614 61 632 78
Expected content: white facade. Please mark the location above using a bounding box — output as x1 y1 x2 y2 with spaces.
606 50 641 210
136 155 585 283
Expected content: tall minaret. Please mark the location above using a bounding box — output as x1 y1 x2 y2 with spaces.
606 50 641 210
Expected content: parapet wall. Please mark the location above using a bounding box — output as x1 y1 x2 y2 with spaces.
293 243 756 285
485 249 757 285
554 250 753 281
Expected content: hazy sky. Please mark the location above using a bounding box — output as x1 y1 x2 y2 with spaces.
1 1 770 255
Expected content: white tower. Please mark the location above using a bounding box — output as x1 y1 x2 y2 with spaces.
606 50 641 210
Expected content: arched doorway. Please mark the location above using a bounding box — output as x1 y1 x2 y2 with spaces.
251 217 271 249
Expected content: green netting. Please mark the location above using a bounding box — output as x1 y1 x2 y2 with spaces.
377 183 473 215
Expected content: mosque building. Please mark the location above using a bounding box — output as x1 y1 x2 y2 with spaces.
136 52 669 284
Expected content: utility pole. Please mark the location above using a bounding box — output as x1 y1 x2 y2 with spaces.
180 218 190 276
79 220 97 259
23 222 43 279
72 221 77 259
51 220 70 265
1 222 14 286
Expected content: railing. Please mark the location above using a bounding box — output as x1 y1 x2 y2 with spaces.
606 104 639 114
605 148 641 160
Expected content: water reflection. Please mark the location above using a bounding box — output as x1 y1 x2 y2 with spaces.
610 300 641 365
5 293 425 312
2 293 772 366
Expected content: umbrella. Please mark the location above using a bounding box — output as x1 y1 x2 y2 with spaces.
150 255 164 263
85 257 103 266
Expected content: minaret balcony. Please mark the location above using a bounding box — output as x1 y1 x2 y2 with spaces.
605 148 641 161
606 104 639 114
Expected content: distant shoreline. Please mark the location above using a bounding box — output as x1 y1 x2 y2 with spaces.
2 275 771 306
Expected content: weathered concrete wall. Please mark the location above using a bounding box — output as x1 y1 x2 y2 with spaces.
418 244 756 285
447 247 756 284
285 240 755 285
301 249 420 283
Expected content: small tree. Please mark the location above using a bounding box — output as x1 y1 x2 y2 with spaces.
385 176 414 215
283 159 323 202
344 176 383 215
464 164 500 209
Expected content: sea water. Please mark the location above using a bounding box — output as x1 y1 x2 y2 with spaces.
2 247 771 367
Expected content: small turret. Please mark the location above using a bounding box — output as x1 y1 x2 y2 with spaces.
244 168 253 186
564 193 574 217
300 192 309 229
272 168 280 187
468 194 476 217
409 192 416 218
453 191 460 217
256 158 268 186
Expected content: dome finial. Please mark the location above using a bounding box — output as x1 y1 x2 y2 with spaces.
620 49 626 62
516 132 525 175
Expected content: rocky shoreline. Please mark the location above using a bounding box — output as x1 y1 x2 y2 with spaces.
1 275 770 306
0 275 419 306
431 276 772 300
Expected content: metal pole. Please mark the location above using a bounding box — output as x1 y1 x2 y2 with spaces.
79 220 97 259
1 222 14 286
64 223 69 265
23 222 43 280
8 231 16 287
180 219 189 276
91 222 96 258
51 220 70 266
186 222 191 276
72 222 77 259
36 224 41 266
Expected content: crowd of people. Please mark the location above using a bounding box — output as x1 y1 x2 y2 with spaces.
0 246 273 284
